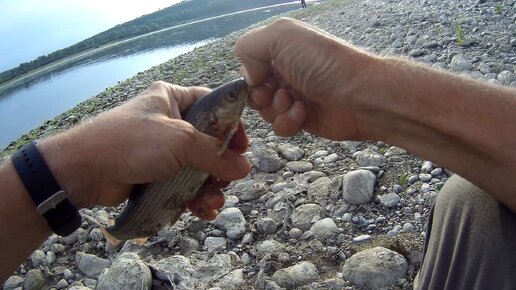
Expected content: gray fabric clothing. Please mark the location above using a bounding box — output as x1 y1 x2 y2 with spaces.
416 175 516 290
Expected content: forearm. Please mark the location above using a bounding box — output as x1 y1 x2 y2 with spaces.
355 56 516 211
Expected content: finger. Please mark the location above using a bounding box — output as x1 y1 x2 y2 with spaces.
248 85 274 110
227 121 249 154
236 25 274 86
188 185 225 214
272 100 307 137
180 127 251 181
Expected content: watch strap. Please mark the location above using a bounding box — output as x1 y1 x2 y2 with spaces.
11 141 81 236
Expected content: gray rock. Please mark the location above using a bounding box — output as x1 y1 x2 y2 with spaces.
431 167 443 176
24 269 45 290
213 269 245 289
272 261 319 289
450 55 473 72
408 175 419 184
3 276 23 290
150 255 195 288
231 180 267 201
63 269 74 280
241 253 251 265
384 146 407 157
50 243 65 254
354 150 387 167
419 173 432 182
97 253 151 290
409 49 426 57
256 239 285 257
309 218 338 240
342 170 376 205
89 228 104 241
286 161 313 173
352 235 372 243
422 41 439 48
421 161 433 172
290 204 324 231
340 141 361 153
56 279 68 289
497 70 516 85
251 139 282 172
178 237 200 255
214 207 246 239
30 250 45 267
342 247 408 289
224 195 239 207
381 193 400 207
307 177 332 200
204 237 227 252
303 170 327 182
69 287 93 290
278 144 304 161
256 217 278 235
75 252 111 278
315 153 339 164
289 228 303 239
403 223 415 231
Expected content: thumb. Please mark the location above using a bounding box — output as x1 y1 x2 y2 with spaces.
184 129 251 181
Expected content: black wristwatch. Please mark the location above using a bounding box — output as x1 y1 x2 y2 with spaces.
11 142 81 236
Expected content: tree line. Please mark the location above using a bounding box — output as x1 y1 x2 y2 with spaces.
0 0 293 85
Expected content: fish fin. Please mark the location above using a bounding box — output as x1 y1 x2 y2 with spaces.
101 227 122 247
216 124 238 156
134 237 148 245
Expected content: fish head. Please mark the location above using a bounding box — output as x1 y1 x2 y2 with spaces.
213 77 248 128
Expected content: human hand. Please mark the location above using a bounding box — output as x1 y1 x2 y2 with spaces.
236 18 376 140
38 81 251 219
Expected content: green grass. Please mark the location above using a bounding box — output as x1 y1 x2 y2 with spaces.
455 23 464 46
398 173 409 185
495 3 503 14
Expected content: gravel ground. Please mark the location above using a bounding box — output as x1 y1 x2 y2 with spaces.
2 0 515 289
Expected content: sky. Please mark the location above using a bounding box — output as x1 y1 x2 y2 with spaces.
0 0 184 71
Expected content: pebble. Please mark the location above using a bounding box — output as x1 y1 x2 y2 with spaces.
3 276 23 289
150 255 194 288
278 144 304 161
241 253 251 265
408 175 419 184
256 239 285 257
419 173 432 182
352 234 372 243
315 153 339 164
421 161 433 172
450 55 473 72
403 222 415 231
63 269 74 280
50 243 65 254
30 250 45 267
56 279 68 289
286 161 314 173
256 217 278 235
431 167 443 176
75 252 111 278
97 253 152 290
214 207 246 239
213 269 245 289
272 261 319 289
342 170 376 205
353 149 387 167
342 247 408 289
290 203 324 231
309 218 338 240
409 48 426 57
251 139 283 172
204 237 227 252
307 176 333 200
24 269 45 290
381 193 401 207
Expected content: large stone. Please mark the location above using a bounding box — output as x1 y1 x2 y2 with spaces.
342 247 408 289
309 218 338 240
342 170 376 205
24 269 45 290
286 161 313 173
212 269 245 289
450 55 473 72
307 177 332 200
278 144 304 161
290 204 324 231
272 261 319 289
97 253 152 290
75 252 111 278
251 139 282 172
150 255 195 289
214 207 246 239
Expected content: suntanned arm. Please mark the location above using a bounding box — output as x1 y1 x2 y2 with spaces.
0 82 250 284
236 18 516 213
355 57 516 212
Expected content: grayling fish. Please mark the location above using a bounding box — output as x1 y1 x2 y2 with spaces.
102 78 248 244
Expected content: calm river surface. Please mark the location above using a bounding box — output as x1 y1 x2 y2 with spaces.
0 2 301 150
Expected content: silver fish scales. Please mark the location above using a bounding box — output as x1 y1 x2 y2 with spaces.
103 78 248 244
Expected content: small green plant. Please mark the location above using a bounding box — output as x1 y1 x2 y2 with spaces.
495 3 503 14
455 24 464 46
398 173 409 185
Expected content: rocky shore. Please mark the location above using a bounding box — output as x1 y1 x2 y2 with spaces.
2 0 515 289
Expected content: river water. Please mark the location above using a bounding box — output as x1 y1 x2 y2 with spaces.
0 2 302 150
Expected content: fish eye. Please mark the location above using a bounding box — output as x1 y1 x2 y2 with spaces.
226 92 237 101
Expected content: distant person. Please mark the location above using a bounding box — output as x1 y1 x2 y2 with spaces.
301 0 307 8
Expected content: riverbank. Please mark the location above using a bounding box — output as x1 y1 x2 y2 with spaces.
2 0 515 289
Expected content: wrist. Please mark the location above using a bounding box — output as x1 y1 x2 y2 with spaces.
37 128 96 209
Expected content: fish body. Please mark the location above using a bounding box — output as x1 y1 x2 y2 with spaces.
103 78 248 244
